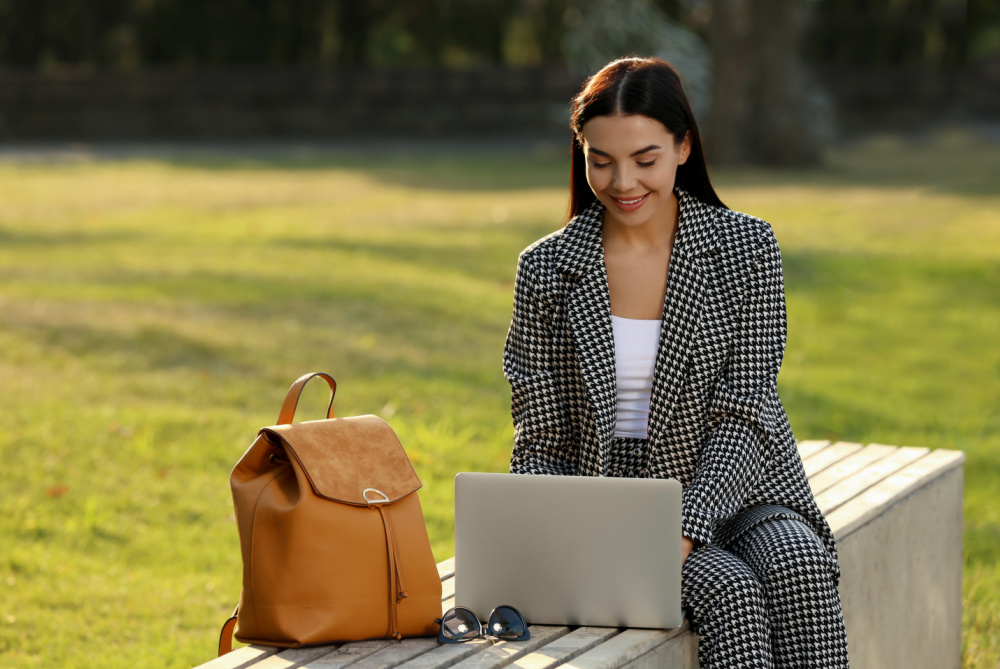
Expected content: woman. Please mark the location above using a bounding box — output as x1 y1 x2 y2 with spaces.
503 57 849 667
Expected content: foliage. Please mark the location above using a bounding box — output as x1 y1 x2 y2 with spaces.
0 128 998 667
0 0 567 70
562 0 712 120
806 0 971 67
970 0 1000 58
0 0 984 71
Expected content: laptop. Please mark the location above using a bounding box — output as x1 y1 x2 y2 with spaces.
454 472 683 629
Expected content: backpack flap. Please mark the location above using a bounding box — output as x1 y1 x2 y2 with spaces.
261 414 421 504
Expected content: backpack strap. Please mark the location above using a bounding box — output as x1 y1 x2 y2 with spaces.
374 503 409 639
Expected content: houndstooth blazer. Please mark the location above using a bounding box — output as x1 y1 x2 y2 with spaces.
503 189 838 570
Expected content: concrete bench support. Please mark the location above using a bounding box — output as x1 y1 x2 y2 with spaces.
829 448 964 669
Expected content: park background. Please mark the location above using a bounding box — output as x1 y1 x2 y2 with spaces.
1 0 998 667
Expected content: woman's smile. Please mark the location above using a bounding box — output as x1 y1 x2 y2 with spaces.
610 193 649 211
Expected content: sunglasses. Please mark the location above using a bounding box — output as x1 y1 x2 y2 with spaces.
435 605 531 644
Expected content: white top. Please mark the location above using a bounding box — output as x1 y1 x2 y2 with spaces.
611 315 661 439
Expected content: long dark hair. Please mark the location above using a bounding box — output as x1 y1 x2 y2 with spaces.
568 57 725 220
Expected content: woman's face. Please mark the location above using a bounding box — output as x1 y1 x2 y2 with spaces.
580 113 691 231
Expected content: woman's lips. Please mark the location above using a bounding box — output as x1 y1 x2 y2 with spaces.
611 193 649 211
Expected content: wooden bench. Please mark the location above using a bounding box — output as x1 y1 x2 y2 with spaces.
197 441 964 669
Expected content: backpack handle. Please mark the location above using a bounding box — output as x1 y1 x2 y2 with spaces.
277 372 337 425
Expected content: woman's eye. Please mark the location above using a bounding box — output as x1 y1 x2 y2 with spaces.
592 161 611 169
637 160 656 168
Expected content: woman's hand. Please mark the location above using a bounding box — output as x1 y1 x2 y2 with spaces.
681 536 695 565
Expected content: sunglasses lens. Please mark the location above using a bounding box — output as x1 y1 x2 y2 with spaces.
488 606 528 640
440 608 481 641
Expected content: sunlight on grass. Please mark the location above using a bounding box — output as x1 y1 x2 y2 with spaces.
1 129 998 667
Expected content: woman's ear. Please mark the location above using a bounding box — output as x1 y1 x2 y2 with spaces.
678 131 693 165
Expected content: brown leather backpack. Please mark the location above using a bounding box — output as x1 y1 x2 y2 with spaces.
218 372 442 655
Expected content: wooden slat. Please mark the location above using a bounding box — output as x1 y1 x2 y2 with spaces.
441 576 456 602
796 440 830 459
827 449 965 540
815 446 929 515
392 637 494 668
252 645 345 668
559 628 678 669
808 444 896 495
344 639 441 669
802 441 862 477
509 627 620 669
448 626 572 669
437 558 455 581
299 640 398 668
196 646 280 669
441 571 455 612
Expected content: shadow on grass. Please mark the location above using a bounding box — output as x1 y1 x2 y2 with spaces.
0 228 144 246
6 128 997 196
966 524 1000 566
12 320 247 374
782 250 1000 308
273 228 552 283
165 147 997 196
1 139 572 192
779 381 938 444
5 311 509 397
2 267 511 388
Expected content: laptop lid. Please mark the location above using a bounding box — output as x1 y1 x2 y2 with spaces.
454 472 683 629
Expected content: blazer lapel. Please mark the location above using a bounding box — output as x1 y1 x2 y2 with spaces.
555 201 616 475
554 193 719 476
646 191 719 459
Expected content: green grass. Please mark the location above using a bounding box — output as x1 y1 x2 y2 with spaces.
0 128 998 667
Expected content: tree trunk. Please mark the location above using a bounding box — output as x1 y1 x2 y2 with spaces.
706 0 820 165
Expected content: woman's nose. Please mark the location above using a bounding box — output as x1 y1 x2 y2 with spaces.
612 165 636 192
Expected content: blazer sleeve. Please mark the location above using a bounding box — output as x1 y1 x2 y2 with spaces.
681 227 789 546
503 251 577 476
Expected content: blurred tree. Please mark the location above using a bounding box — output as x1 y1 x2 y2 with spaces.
134 0 339 66
0 0 975 72
521 0 574 63
441 0 518 66
805 0 968 67
563 0 713 120
967 0 998 59
0 0 45 68
332 0 380 65
706 0 821 165
389 0 450 65
0 0 134 70
0 0 981 150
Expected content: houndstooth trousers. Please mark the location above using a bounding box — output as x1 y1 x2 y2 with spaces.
611 437 850 668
